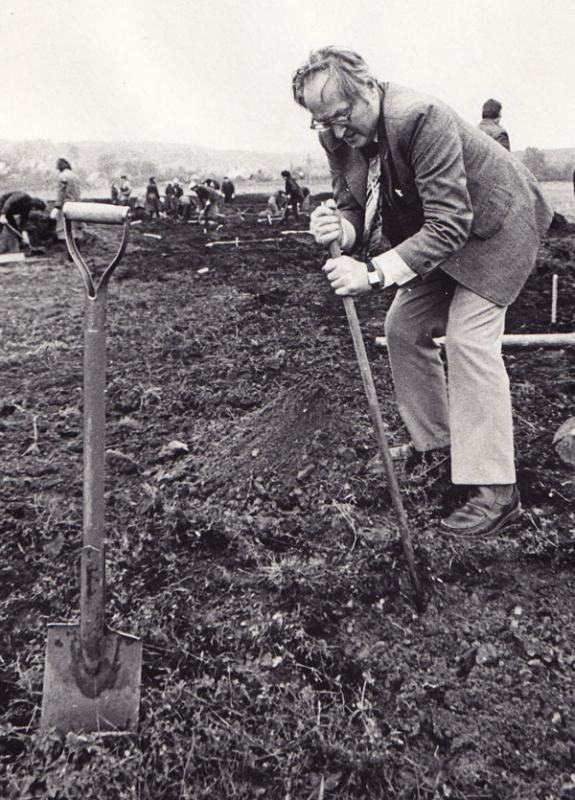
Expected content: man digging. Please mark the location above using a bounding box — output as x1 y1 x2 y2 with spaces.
293 46 552 537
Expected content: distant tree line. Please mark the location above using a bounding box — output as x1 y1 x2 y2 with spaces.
520 148 575 182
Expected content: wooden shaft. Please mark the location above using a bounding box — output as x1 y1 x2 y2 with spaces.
80 292 107 666
329 242 422 600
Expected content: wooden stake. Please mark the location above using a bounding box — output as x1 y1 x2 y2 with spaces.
0 252 26 264
205 238 279 248
551 274 558 324
375 332 575 348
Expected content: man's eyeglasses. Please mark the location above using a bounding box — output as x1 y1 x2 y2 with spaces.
310 111 352 132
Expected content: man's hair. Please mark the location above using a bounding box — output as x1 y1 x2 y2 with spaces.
482 98 502 119
292 46 376 108
281 170 290 178
56 158 72 171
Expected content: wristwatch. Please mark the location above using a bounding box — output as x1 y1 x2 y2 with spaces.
366 258 384 289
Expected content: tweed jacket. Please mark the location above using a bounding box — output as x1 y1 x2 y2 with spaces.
320 84 553 306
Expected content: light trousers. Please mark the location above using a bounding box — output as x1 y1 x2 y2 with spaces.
384 270 516 485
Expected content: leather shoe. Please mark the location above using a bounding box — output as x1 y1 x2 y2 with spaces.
439 485 521 537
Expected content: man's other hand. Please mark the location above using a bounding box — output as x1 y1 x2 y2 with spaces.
323 255 370 296
310 200 343 246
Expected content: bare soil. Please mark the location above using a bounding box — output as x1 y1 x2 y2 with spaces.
1 198 574 799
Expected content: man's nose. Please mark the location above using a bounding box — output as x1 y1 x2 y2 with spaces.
332 124 347 139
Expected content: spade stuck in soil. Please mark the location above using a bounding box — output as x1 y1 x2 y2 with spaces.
41 203 142 733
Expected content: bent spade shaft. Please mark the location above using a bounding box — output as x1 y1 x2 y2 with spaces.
41 202 142 733
329 242 423 605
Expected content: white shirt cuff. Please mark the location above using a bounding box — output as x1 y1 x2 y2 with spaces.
371 249 418 288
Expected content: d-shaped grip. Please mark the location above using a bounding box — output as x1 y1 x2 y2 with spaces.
63 202 129 225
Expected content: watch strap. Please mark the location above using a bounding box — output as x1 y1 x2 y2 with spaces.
366 258 383 287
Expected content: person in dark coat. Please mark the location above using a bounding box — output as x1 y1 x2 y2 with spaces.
0 191 46 247
294 46 552 537
172 180 184 217
222 177 235 203
478 98 510 150
164 182 175 216
145 177 161 219
281 170 304 220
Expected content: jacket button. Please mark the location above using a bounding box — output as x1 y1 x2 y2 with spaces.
424 261 432 268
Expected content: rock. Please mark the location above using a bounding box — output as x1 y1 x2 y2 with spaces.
296 463 316 481
106 448 140 474
159 439 189 459
553 417 575 467
476 643 499 666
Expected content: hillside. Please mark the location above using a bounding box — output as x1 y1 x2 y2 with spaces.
1 136 573 196
0 138 329 193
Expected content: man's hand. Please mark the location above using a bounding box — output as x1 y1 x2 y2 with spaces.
21 231 30 246
323 255 370 296
50 207 59 220
0 215 7 226
310 200 343 246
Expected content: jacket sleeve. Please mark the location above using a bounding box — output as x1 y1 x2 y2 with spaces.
393 101 473 275
2 194 18 216
3 194 28 228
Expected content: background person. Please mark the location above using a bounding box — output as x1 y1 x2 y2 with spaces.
53 158 84 243
300 186 312 217
193 182 224 225
0 192 46 248
478 98 510 150
172 180 184 217
164 181 175 216
294 46 552 537
281 169 304 220
118 175 132 206
222 176 235 203
145 177 161 219
259 189 287 218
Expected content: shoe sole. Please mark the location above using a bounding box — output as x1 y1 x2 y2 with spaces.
439 502 522 538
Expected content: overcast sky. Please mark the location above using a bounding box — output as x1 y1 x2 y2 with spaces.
2 0 573 154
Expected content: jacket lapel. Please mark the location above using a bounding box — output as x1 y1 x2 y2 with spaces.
381 84 414 191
